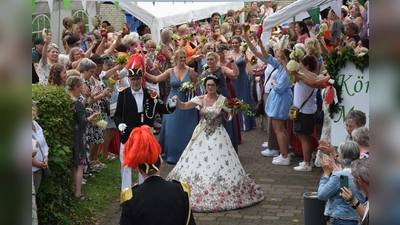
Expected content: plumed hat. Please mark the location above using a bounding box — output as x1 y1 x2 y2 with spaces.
123 125 162 175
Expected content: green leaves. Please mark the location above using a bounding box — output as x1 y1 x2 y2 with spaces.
32 84 74 224
325 46 369 118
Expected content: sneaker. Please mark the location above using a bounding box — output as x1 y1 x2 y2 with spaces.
261 149 279 157
272 154 291 165
294 164 312 172
299 161 314 168
261 142 269 148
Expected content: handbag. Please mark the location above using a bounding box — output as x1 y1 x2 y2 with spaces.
254 97 264 116
288 89 314 120
32 134 51 177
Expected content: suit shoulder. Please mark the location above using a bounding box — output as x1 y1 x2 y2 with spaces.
120 183 139 204
118 87 129 92
172 180 191 195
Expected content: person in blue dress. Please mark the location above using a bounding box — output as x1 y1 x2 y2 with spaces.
202 52 240 153
244 33 293 166
230 35 257 132
145 49 198 164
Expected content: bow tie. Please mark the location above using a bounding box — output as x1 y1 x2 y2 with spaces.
132 91 142 95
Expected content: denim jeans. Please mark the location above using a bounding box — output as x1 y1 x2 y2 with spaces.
332 219 358 225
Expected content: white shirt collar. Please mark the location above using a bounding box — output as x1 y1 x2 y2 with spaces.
131 87 143 94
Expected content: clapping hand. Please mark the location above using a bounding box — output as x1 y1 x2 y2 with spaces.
318 140 334 155
321 155 333 177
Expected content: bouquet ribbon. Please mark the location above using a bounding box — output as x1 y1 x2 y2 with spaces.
323 79 338 104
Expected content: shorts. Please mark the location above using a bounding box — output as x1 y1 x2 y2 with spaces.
293 112 315 135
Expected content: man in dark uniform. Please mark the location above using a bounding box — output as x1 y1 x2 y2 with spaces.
120 126 196 225
113 65 176 191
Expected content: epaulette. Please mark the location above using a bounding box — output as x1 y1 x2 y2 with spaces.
118 87 129 92
172 180 191 196
120 183 139 204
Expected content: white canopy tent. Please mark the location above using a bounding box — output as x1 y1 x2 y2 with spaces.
32 1 244 47
260 0 342 44
117 1 244 44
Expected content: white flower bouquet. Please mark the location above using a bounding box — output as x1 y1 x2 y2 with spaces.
93 115 107 130
240 42 248 55
179 81 196 93
92 15 102 27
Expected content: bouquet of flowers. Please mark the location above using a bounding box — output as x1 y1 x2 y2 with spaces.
172 34 179 43
197 35 208 44
155 54 166 63
242 24 251 33
250 56 258 66
104 76 120 87
93 30 102 41
42 28 51 36
212 32 220 41
202 63 209 72
183 33 191 42
146 46 160 60
92 15 102 27
249 29 256 38
225 98 255 116
100 28 108 38
113 52 128 65
287 48 304 82
179 81 196 93
96 115 108 130
240 42 248 55
318 23 328 36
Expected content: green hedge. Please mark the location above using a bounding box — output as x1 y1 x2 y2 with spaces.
32 84 74 225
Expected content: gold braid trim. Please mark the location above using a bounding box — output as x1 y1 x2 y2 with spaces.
165 104 172 114
120 187 133 204
180 182 192 225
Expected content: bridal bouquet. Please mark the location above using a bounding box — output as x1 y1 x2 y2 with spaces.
155 54 166 63
113 52 128 65
225 98 255 116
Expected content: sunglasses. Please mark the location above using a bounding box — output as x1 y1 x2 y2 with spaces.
191 33 196 37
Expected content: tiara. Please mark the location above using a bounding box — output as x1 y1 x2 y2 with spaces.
206 74 219 80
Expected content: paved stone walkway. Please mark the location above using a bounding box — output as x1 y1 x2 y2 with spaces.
96 117 324 224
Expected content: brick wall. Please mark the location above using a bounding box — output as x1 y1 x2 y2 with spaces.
99 3 126 30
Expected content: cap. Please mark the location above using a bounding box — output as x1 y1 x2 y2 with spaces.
34 38 45 45
67 36 81 46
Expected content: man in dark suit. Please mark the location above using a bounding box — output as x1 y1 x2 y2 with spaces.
120 126 196 225
113 67 176 191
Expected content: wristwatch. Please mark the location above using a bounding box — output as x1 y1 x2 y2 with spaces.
352 200 360 209
230 59 235 63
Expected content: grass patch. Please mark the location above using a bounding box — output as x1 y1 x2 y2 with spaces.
70 158 138 224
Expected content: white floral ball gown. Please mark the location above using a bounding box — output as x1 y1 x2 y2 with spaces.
167 95 264 212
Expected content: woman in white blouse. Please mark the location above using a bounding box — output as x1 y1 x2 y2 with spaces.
32 100 49 194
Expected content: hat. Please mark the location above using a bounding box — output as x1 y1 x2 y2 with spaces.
128 68 143 77
34 38 44 45
123 125 162 175
127 54 145 77
67 36 80 46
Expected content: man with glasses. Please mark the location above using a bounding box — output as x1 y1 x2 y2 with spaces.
113 67 176 191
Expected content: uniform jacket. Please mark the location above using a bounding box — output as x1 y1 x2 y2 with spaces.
113 87 175 144
120 176 196 225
